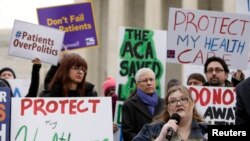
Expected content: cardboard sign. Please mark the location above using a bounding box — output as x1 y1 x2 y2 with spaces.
8 20 64 65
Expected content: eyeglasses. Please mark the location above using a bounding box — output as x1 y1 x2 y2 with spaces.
206 67 224 74
168 97 189 106
71 66 86 72
139 78 155 83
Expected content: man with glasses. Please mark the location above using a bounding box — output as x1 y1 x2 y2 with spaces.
203 56 232 87
122 68 165 141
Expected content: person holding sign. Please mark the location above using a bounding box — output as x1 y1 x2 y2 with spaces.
0 58 41 97
40 53 97 97
203 56 232 87
132 85 208 141
122 68 165 141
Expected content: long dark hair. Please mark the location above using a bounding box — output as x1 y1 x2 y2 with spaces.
49 53 88 96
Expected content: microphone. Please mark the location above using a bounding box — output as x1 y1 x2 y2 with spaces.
166 113 181 141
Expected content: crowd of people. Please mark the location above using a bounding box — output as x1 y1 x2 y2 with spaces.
1 54 249 141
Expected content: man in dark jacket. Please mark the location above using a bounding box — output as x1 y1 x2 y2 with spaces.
122 68 165 141
235 77 250 126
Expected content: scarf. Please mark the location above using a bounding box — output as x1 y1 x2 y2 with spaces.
137 88 158 115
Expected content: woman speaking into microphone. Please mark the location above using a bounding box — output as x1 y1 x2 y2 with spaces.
132 85 208 141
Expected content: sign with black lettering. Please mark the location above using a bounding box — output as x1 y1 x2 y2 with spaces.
9 20 64 65
117 27 166 100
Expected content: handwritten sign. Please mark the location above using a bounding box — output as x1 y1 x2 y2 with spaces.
11 97 113 141
37 2 98 50
117 26 166 100
0 87 11 141
189 86 235 125
167 8 250 69
8 20 64 65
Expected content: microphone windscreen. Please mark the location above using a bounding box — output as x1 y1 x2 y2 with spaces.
170 113 181 125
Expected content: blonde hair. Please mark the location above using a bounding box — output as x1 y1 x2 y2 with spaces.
153 85 203 122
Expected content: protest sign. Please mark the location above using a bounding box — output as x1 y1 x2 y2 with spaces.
117 26 166 100
37 2 98 50
7 79 30 97
236 0 250 14
189 86 235 125
11 97 113 141
167 8 250 69
8 20 64 65
0 87 11 141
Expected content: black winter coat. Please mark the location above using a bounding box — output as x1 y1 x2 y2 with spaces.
40 81 97 97
122 94 165 141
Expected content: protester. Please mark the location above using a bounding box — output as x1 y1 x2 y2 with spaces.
132 85 208 141
102 76 119 133
231 70 245 87
187 73 206 86
203 56 232 87
0 67 16 79
102 76 118 118
122 68 165 141
235 77 250 126
1 58 41 97
40 53 97 97
166 78 181 91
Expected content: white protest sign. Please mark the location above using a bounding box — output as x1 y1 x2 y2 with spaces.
11 97 113 141
167 8 250 69
188 86 235 125
236 0 250 69
9 19 65 65
7 79 31 97
236 0 250 14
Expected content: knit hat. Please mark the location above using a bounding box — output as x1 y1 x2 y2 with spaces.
102 76 116 96
0 67 16 79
